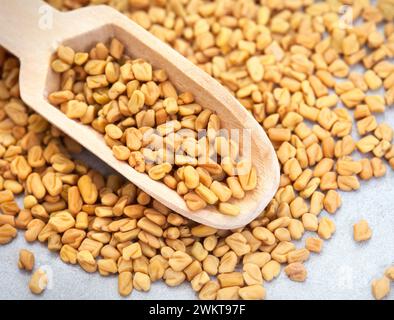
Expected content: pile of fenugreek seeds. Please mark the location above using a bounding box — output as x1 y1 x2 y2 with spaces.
49 38 257 217
1 0 394 300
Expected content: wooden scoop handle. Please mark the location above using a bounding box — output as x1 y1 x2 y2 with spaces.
0 0 60 59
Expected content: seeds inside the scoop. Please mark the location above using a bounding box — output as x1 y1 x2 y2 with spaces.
49 39 262 216
0 0 394 301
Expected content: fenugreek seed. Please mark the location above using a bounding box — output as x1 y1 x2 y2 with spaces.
216 286 240 300
284 262 307 282
371 157 386 178
195 183 218 205
48 211 75 233
305 237 323 253
218 251 238 273
302 213 318 232
191 271 210 292
169 251 192 271
323 190 342 214
371 277 391 300
123 242 142 260
318 217 336 240
252 227 275 246
77 250 97 273
79 238 103 258
261 260 281 281
183 192 206 211
29 269 48 295
48 234 62 251
353 220 372 242
25 219 45 243
112 145 131 161
218 202 240 216
0 223 17 245
210 181 232 202
133 272 151 292
0 214 14 227
78 175 98 204
132 61 152 82
51 59 70 73
118 272 133 297
385 267 394 281
198 281 220 300
148 163 172 181
65 100 88 119
225 233 250 256
238 285 266 300
97 259 118 276
218 272 244 288
62 229 86 248
137 217 163 237
164 268 186 287
60 245 78 264
18 249 35 271
243 263 263 286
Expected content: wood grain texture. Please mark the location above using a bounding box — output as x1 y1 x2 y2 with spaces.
0 0 280 229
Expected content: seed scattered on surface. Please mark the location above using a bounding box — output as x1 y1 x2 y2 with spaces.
371 276 390 300
18 249 35 271
29 269 48 295
353 220 372 242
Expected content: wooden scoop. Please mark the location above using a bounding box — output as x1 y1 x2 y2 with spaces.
0 0 280 229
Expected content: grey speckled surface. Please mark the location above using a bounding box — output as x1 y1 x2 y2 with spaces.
0 0 393 300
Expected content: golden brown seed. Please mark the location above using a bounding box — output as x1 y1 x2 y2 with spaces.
123 242 142 260
284 262 307 282
252 227 275 246
169 251 192 271
243 263 263 286
48 211 75 233
217 272 244 288
78 175 98 204
261 260 281 281
353 220 372 242
79 238 103 258
29 269 48 295
218 202 240 216
199 281 220 300
225 233 250 256
18 249 35 271
385 266 394 281
133 272 151 292
77 250 97 273
60 245 78 264
323 190 342 214
183 166 199 189
302 213 318 232
164 268 186 287
318 217 336 240
191 271 210 292
97 259 118 276
218 251 237 273
305 237 323 253
371 277 391 300
216 286 240 300
238 285 266 300
118 272 133 297
148 163 172 181
25 219 45 243
195 183 219 205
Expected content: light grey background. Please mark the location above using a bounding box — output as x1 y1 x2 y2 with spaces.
0 0 393 300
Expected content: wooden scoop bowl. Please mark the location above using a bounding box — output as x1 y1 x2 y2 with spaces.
0 0 280 229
